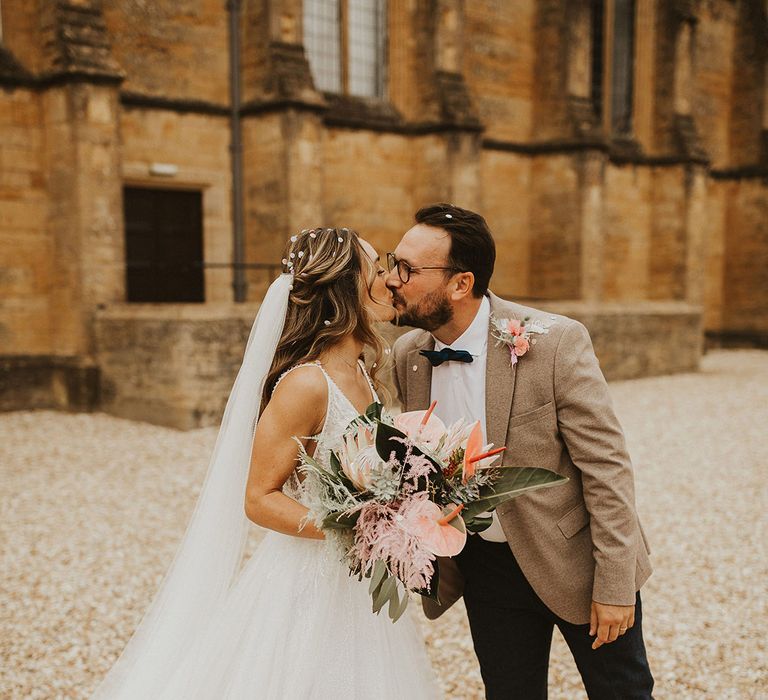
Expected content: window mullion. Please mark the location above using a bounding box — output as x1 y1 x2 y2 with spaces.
340 0 349 94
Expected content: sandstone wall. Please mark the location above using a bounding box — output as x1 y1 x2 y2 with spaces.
721 179 768 344
1 0 766 422
0 88 50 355
101 0 230 105
463 0 536 142
120 107 233 302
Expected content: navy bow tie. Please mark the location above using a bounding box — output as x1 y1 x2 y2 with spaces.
420 348 474 367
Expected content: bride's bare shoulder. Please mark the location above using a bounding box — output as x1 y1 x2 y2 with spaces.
269 364 328 410
258 364 328 437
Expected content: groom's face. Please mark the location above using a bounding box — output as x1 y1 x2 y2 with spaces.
386 224 454 331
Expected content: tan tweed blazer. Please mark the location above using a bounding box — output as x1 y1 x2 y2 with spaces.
392 292 652 625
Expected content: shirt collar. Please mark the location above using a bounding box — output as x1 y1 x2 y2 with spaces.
433 295 490 357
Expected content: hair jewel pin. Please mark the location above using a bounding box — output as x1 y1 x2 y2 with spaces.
445 214 453 219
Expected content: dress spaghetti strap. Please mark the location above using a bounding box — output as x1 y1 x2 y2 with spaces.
357 359 379 404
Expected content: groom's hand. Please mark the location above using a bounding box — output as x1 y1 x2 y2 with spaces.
589 601 635 650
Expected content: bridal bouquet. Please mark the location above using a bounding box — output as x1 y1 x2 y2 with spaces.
298 402 567 622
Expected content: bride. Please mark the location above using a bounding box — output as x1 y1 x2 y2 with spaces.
91 227 441 699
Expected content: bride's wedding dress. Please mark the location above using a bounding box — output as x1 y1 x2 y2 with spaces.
145 361 440 699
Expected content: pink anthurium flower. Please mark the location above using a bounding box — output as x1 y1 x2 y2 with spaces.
400 498 467 557
394 400 446 450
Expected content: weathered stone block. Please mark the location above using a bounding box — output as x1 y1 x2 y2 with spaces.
0 355 98 412
94 304 260 429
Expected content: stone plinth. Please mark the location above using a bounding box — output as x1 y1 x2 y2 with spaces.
94 303 260 430
0 356 98 412
93 300 702 430
378 300 703 394
533 300 703 379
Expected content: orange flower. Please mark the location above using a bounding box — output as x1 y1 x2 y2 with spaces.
462 421 507 484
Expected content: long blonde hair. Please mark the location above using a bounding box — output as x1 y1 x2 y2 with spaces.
261 227 388 413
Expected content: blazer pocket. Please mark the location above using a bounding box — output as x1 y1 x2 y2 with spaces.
557 502 591 539
509 401 555 429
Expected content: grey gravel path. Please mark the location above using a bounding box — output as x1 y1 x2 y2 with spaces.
1 349 766 699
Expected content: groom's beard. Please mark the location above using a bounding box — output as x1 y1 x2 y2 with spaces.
392 288 453 331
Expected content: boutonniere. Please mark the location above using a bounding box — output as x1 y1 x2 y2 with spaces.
491 314 554 365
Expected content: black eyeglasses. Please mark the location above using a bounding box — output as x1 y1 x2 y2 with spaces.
386 253 462 284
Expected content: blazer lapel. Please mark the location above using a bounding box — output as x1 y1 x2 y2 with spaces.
405 335 434 412
485 293 519 449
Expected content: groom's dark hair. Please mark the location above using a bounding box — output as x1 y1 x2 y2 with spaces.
414 203 496 298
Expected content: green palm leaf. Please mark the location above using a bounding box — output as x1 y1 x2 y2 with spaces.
462 467 568 521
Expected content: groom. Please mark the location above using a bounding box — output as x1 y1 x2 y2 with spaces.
387 203 654 699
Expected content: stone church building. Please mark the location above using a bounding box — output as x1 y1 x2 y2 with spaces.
0 0 766 428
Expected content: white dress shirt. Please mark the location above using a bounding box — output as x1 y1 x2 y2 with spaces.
429 296 507 542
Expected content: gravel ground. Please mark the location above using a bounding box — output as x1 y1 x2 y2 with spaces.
1 349 766 699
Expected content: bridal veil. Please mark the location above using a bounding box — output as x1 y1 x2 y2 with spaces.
91 274 292 699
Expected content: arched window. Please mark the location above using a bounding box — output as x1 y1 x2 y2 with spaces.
591 0 636 135
303 0 387 98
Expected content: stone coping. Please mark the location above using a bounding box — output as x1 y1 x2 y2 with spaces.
94 299 700 320
94 303 262 321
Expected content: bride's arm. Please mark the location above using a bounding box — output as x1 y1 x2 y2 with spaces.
244 366 327 539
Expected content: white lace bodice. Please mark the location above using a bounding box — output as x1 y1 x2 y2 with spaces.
273 359 379 502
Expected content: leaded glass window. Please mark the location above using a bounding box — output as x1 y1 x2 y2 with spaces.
303 0 387 98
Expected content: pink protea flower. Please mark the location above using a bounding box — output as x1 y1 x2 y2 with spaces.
507 318 524 336
399 494 467 557
394 400 446 450
339 424 381 491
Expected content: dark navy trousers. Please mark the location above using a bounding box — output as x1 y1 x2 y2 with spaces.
454 535 655 699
